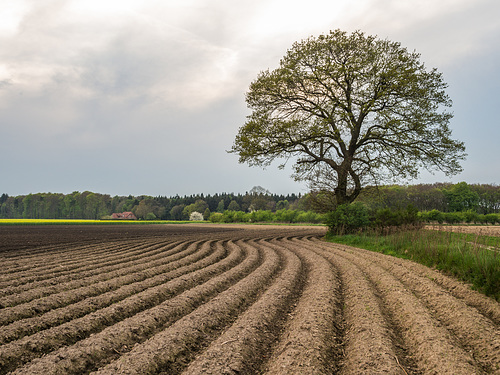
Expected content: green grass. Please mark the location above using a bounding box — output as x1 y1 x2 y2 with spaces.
0 219 201 225
326 227 500 301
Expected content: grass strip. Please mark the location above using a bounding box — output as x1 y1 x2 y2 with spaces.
326 228 500 301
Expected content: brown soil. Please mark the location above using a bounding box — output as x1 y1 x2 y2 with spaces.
426 224 500 237
0 224 498 374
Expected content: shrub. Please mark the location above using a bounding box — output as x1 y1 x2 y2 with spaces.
374 207 402 227
463 210 479 223
221 210 236 223
485 213 499 224
426 209 445 224
249 210 274 222
145 212 157 220
274 209 299 223
209 212 223 223
232 210 249 222
444 212 463 224
326 203 370 235
296 211 325 223
373 205 420 228
475 214 486 224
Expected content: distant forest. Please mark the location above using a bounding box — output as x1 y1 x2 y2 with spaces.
1 183 499 220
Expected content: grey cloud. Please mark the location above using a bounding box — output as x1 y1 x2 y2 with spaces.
1 0 498 196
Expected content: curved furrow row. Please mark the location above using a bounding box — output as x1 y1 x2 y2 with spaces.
339 240 500 326
300 239 413 374
7 240 260 375
0 241 130 270
0 240 242 373
260 237 343 375
311 239 489 375
310 238 500 373
0 241 200 321
0 240 175 290
90 240 284 375
179 239 306 375
2 227 498 374
0 241 191 309
1 242 80 258
0 240 227 344
0 240 150 277
0 240 157 288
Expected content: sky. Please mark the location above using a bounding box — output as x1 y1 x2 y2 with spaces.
1 0 499 197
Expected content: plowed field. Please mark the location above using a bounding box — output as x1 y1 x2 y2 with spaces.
1 224 499 374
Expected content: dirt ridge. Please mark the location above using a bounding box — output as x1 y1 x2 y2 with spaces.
1 224 498 374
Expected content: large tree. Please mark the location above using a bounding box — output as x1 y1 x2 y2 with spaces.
231 30 466 205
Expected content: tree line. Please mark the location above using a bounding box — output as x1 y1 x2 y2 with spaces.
0 187 302 220
1 183 498 221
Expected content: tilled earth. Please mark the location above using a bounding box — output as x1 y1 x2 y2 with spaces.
0 224 499 374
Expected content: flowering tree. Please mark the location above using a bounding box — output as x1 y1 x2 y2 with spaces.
189 211 204 221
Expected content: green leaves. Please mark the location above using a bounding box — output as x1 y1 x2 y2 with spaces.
231 29 466 205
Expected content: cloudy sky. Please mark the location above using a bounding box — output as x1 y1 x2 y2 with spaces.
1 0 499 197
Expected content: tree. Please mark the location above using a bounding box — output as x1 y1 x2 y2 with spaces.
443 182 480 212
183 200 209 220
249 186 271 195
203 207 211 220
216 199 225 213
134 199 157 220
231 29 466 206
189 211 204 221
170 204 185 221
227 200 241 211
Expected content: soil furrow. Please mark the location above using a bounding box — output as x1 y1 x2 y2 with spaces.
180 239 305 375
0 240 174 290
89 240 282 375
2 225 497 374
311 237 500 325
259 237 342 375
317 241 484 375
0 240 226 344
7 240 259 375
0 240 187 307
316 240 500 373
0 240 247 374
0 241 129 272
0 240 192 309
0 240 149 281
303 240 411 374
0 241 201 322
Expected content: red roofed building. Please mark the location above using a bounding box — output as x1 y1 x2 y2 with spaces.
111 212 137 220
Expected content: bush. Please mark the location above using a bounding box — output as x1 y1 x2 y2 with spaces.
274 209 299 223
476 214 487 224
296 211 325 223
209 209 325 224
443 211 462 224
249 210 274 222
145 212 157 220
426 209 445 224
463 210 479 223
231 210 249 223
485 213 499 224
373 205 420 228
209 212 223 223
326 203 370 235
374 207 402 227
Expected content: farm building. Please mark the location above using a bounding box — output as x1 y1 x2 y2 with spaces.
111 212 137 220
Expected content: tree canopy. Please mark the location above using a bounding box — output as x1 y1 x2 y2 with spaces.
231 29 466 205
